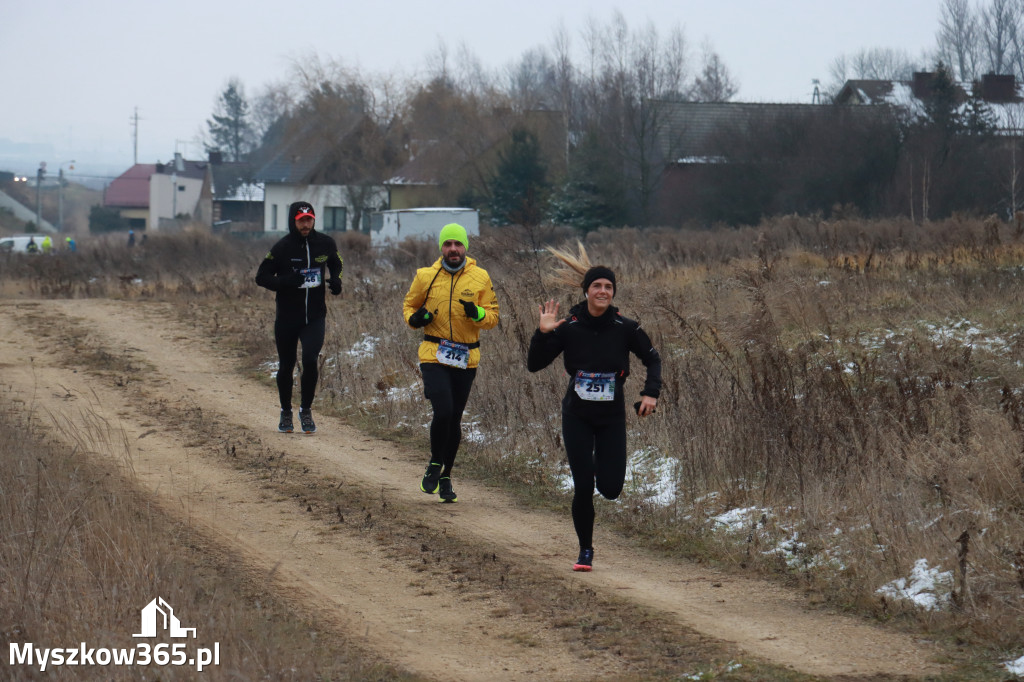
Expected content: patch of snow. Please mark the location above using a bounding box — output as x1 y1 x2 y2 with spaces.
1005 654 1024 676
346 334 380 361
876 558 953 611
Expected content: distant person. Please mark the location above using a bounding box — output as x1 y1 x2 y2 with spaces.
255 202 343 434
25 236 38 254
127 230 135 247
527 244 661 572
402 223 499 503
40 235 52 254
65 236 76 253
140 233 147 247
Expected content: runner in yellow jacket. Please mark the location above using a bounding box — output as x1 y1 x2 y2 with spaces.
403 223 499 502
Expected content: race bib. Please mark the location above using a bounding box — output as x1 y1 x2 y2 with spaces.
299 267 322 288
436 339 470 369
575 371 616 401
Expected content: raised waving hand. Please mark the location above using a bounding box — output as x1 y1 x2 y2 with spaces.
537 299 566 333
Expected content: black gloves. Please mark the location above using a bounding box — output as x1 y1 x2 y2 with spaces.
459 299 483 321
280 270 306 289
409 306 433 328
328 278 342 296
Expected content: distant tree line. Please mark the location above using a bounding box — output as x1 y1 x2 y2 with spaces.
201 9 1024 229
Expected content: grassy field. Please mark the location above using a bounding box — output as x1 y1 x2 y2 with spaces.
2 215 1023 676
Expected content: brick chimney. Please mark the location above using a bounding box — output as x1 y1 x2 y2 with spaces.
981 73 1017 102
912 72 936 99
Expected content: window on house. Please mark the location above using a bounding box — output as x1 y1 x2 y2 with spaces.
322 206 347 231
271 204 278 230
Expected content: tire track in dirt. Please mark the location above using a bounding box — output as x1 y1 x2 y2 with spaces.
0 299 945 679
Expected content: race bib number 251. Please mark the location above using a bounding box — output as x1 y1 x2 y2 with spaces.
575 371 615 401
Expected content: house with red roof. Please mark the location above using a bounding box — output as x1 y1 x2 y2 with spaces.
103 153 213 231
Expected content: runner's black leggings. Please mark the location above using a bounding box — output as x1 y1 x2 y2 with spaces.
274 317 325 411
562 408 627 551
420 363 477 476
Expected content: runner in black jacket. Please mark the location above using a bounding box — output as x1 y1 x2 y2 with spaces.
527 264 661 572
255 201 343 434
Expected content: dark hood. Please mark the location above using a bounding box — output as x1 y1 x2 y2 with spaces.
287 201 316 237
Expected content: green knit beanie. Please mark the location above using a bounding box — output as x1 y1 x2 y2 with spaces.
438 223 468 252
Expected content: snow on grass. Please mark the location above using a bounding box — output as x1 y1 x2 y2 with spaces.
875 558 953 611
552 446 678 505
1005 654 1024 677
346 333 380 361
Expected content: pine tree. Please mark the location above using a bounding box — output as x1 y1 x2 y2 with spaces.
206 78 255 162
488 128 550 227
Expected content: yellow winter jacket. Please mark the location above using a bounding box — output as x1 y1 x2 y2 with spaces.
403 257 500 368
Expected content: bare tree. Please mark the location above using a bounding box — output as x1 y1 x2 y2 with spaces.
251 82 295 146
825 47 917 96
937 0 982 80
691 43 739 102
980 0 1020 75
572 11 692 224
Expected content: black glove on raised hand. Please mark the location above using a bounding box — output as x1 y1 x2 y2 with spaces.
280 270 306 289
328 278 342 296
409 306 433 328
459 298 483 321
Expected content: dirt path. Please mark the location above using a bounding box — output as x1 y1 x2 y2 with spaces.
0 299 944 679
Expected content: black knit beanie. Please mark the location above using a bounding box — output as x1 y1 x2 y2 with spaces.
582 266 616 295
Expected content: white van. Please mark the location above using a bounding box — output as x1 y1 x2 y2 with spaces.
0 235 44 254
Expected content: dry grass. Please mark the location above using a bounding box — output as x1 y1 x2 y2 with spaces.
4 218 1024 670
0 372 419 680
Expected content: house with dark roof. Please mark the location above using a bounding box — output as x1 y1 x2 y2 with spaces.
209 153 263 232
834 72 1024 131
103 153 212 231
251 114 387 233
385 109 566 210
652 100 858 224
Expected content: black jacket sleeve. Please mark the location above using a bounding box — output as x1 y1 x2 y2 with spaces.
629 324 662 399
527 328 564 372
255 245 286 292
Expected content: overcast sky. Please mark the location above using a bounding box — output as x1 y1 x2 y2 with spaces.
3 0 941 177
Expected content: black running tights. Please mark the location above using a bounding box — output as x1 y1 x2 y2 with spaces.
420 363 477 476
274 317 325 411
562 408 627 551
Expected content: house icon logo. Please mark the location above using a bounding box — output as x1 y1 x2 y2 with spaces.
133 597 197 638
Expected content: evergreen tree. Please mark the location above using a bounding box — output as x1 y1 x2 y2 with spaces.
550 131 627 230
206 78 255 162
488 128 550 227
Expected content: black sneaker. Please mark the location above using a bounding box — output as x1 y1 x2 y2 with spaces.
573 548 594 572
420 462 443 494
437 476 457 503
298 408 316 434
278 410 293 433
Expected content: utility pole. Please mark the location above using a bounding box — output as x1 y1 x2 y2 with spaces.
58 160 75 232
132 107 139 165
35 162 46 229
58 167 64 231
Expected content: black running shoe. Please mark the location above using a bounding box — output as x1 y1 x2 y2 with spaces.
420 462 443 494
278 410 294 433
298 408 316 434
438 476 457 503
573 548 594 572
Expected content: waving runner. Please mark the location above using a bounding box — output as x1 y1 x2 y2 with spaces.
527 243 661 571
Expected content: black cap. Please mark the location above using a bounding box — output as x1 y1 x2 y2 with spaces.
582 266 616 294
